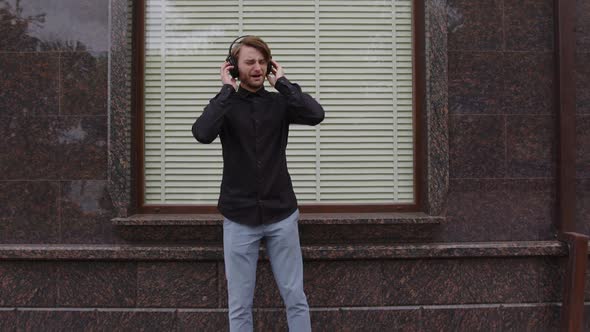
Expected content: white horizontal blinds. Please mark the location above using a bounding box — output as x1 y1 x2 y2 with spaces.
242 0 319 202
318 0 414 203
143 0 414 205
144 0 240 204
395 0 414 202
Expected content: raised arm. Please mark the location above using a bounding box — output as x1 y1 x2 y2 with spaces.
267 59 324 126
192 62 237 144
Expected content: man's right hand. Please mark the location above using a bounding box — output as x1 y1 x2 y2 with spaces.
221 62 237 90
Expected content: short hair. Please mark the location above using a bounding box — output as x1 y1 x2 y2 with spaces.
231 36 272 62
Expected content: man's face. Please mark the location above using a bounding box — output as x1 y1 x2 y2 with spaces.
237 45 268 92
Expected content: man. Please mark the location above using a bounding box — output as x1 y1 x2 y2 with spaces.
192 36 324 332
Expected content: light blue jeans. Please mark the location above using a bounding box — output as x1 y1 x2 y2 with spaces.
223 209 311 332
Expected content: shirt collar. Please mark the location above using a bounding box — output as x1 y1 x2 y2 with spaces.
237 85 269 98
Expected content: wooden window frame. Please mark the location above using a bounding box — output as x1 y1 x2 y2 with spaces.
131 0 426 214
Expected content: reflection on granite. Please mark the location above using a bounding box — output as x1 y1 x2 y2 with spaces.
0 261 57 306
59 116 108 180
61 52 108 116
447 0 503 51
450 115 505 178
504 0 553 51
506 115 556 178
445 179 556 241
0 0 108 52
61 180 113 243
58 261 136 307
0 53 59 116
137 261 218 308
0 181 60 243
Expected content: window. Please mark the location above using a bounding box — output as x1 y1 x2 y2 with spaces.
136 0 422 213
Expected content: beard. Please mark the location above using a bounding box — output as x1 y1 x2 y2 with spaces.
239 72 265 92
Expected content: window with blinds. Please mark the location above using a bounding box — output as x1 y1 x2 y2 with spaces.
143 0 414 205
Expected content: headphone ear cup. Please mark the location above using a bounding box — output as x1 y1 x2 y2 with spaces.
226 56 239 78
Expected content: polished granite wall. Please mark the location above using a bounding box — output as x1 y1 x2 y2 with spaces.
0 0 587 244
1 0 589 330
0 0 114 244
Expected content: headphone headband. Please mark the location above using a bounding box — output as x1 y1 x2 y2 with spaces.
227 35 253 56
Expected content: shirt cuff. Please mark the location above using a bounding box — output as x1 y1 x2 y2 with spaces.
274 76 296 96
218 84 235 101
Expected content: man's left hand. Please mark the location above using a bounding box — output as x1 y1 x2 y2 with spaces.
267 59 285 87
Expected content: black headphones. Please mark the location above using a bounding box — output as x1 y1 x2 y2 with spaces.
225 35 273 79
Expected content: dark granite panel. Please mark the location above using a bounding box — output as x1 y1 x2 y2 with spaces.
578 52 590 114
0 309 16 332
59 116 108 180
421 307 502 332
447 0 503 51
61 52 108 116
382 258 547 305
506 115 556 178
504 0 553 51
221 259 383 308
0 261 57 306
578 115 590 178
449 52 503 114
177 310 228 331
536 258 565 303
137 261 217 308
0 0 108 52
0 116 61 180
115 225 222 244
299 223 436 244
577 178 590 235
338 309 422 332
303 261 383 307
502 52 554 114
95 310 176 331
60 180 113 243
0 116 107 181
219 261 284 308
0 53 59 117
254 310 288 331
444 179 555 241
58 261 136 307
449 115 506 178
17 310 98 332
577 0 590 52
0 181 60 243
501 305 560 331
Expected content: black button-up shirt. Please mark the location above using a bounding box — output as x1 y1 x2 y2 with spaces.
192 77 324 226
